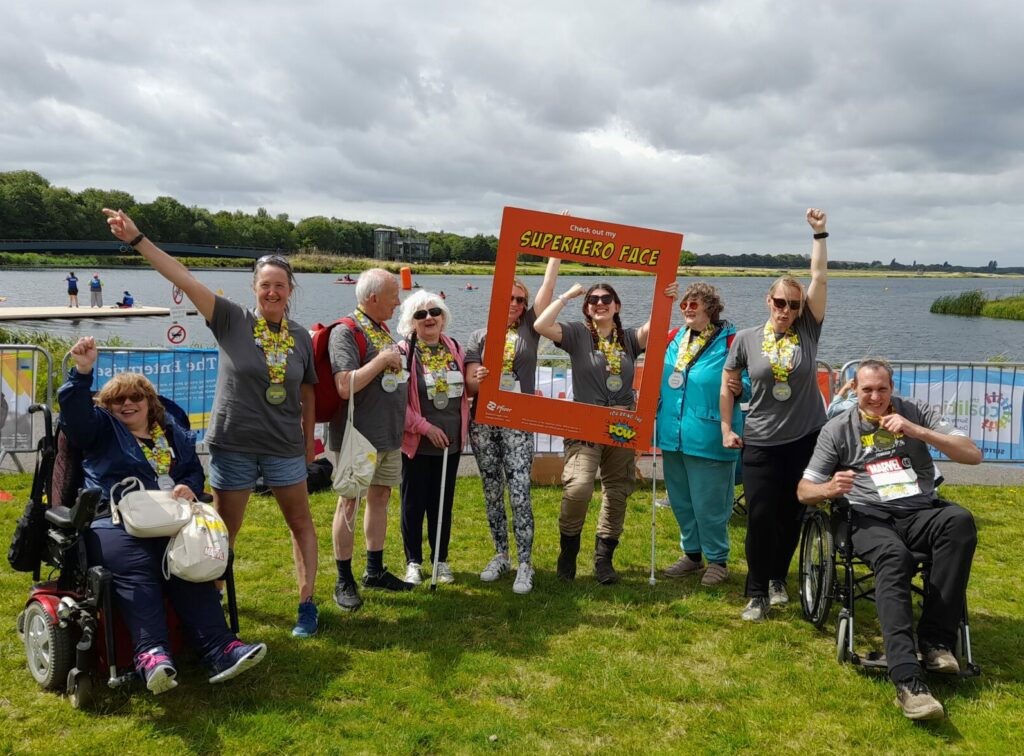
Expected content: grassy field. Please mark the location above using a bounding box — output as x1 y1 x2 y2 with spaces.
1 475 1022 754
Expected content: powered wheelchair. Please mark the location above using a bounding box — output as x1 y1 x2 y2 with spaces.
797 495 980 677
11 403 239 708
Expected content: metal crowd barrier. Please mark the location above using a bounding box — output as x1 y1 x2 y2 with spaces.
839 359 1024 463
0 344 53 472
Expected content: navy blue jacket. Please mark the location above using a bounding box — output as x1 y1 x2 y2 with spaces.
57 369 205 509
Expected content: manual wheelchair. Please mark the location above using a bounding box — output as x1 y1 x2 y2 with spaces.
13 403 239 708
797 496 980 676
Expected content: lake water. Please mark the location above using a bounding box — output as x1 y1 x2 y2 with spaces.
2 269 1022 365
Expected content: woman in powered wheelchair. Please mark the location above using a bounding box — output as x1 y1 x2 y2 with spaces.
16 337 265 705
795 358 983 721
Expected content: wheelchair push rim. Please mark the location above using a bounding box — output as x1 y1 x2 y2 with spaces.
798 507 835 628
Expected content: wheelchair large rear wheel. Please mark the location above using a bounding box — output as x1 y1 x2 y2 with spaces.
799 508 835 629
22 602 74 691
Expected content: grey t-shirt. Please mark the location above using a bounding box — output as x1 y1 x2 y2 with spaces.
724 309 826 445
556 321 642 407
803 396 966 514
411 341 463 456
205 295 317 458
465 308 542 415
327 310 407 453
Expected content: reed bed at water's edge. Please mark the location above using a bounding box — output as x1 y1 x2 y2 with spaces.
931 290 1024 321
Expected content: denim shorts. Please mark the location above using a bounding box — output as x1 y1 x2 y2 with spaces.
209 449 308 491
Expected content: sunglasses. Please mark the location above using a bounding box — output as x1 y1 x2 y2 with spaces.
413 307 444 320
510 295 527 305
680 300 701 312
110 392 146 406
256 254 292 269
771 297 802 311
586 294 615 306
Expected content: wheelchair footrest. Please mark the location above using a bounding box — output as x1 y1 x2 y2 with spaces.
852 651 889 670
960 663 982 678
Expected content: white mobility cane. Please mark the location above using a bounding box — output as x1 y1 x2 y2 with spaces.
429 445 450 591
649 446 658 586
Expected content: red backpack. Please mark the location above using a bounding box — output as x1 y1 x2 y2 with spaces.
310 317 367 423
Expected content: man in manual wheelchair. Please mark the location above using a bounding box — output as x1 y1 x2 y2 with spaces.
796 358 982 721
14 336 266 706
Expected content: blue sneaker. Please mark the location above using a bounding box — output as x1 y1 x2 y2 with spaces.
208 640 267 684
135 646 178 695
292 598 318 638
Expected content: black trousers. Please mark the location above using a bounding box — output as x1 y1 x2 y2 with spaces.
741 431 819 597
850 502 977 682
400 451 460 564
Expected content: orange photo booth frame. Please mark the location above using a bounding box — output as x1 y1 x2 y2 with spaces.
476 207 682 450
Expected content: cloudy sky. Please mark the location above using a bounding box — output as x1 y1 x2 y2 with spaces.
3 0 1022 265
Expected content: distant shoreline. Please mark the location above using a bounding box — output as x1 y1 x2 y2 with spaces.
2 256 1021 279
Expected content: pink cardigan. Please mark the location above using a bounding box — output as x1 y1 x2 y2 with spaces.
397 333 470 458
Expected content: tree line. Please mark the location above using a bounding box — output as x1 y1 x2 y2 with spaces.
0 171 501 262
2 171 1012 272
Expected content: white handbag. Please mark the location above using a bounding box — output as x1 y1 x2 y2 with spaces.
163 501 230 583
110 477 191 538
332 371 378 499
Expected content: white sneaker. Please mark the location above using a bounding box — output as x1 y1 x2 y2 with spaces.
768 580 789 607
480 554 511 582
512 563 534 594
404 562 422 585
434 561 455 584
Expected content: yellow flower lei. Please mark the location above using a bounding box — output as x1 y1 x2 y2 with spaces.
417 342 452 394
139 423 172 475
354 309 400 375
596 333 623 375
253 317 295 384
673 324 715 372
502 326 517 374
761 321 799 383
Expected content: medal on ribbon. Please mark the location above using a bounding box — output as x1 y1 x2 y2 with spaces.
596 332 624 393
761 322 798 402
354 309 401 391
418 342 453 410
253 316 295 404
500 326 518 391
668 324 715 391
139 423 173 476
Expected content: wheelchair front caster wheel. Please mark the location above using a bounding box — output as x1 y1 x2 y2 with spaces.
68 669 94 709
836 616 850 664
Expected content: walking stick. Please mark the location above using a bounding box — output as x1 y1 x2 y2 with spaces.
429 445 450 591
649 446 658 586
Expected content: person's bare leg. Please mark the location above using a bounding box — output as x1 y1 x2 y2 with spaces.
364 485 391 550
271 481 318 602
213 488 251 546
332 496 359 559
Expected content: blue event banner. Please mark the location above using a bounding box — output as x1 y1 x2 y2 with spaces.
92 349 219 440
893 364 1023 463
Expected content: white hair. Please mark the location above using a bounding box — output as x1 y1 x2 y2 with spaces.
355 268 396 304
396 290 452 338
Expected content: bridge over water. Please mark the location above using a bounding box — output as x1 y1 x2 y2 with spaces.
0 240 271 260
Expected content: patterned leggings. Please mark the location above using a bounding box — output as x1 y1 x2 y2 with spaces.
468 421 535 564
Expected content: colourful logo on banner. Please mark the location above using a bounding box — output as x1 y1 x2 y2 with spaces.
607 421 637 444
982 391 1013 432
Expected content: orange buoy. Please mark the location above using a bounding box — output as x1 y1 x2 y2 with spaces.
400 267 412 290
